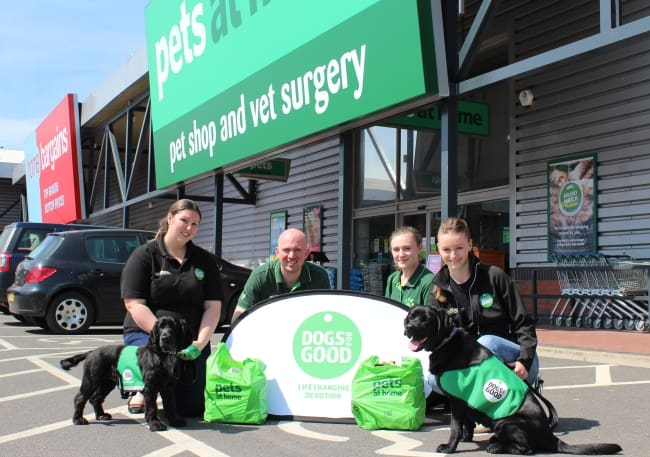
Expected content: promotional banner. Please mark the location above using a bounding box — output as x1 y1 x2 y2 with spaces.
23 94 85 223
547 154 597 257
145 0 437 188
224 291 430 419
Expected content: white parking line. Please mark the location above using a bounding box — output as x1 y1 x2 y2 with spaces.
28 356 81 385
0 368 42 378
595 364 612 385
544 379 650 390
0 338 18 350
278 421 349 442
146 428 231 457
0 404 231 456
0 384 76 403
372 430 447 456
0 416 75 445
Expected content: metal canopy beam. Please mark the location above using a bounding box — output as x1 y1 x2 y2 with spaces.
458 0 500 80
459 13 650 94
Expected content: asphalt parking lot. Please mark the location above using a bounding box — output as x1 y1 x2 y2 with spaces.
1 313 649 457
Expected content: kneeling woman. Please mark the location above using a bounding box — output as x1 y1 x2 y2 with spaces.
120 199 223 416
430 217 540 388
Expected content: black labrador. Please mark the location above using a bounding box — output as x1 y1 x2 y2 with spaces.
60 315 192 431
404 305 622 455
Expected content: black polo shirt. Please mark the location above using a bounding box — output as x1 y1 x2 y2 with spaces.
120 237 222 336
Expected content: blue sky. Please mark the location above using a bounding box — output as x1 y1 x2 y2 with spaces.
0 0 150 150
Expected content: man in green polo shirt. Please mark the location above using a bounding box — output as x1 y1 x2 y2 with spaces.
231 228 331 323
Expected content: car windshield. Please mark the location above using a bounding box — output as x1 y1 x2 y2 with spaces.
27 235 64 260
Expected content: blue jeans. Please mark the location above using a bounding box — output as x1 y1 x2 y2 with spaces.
425 334 540 395
123 331 210 417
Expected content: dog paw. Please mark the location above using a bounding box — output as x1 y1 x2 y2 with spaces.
168 418 187 427
96 413 112 421
486 443 505 454
436 444 455 453
73 417 89 425
148 420 168 432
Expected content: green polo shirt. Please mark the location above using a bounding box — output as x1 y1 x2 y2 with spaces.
237 259 331 310
385 264 435 308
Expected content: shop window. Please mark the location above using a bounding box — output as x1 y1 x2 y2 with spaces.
356 127 398 207
353 216 394 296
356 84 509 206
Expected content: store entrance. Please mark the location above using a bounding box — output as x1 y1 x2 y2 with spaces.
353 199 510 295
406 201 510 272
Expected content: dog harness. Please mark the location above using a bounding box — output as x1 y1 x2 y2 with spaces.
117 346 145 392
439 355 527 420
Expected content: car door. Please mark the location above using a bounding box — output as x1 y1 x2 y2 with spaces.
83 233 142 322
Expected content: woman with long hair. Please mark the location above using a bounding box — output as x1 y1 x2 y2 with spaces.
120 199 223 416
431 217 539 387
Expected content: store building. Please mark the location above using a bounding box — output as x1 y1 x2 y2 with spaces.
11 1 650 312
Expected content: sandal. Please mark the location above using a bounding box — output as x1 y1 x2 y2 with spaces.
128 402 144 414
127 395 144 414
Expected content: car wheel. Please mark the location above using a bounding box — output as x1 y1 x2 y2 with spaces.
46 292 95 334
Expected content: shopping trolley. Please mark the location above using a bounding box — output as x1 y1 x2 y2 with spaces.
549 254 649 331
605 257 650 331
549 255 601 327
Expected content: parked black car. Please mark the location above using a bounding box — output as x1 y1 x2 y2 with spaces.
0 221 109 316
7 229 251 334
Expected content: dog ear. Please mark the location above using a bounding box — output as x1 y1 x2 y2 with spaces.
149 319 161 346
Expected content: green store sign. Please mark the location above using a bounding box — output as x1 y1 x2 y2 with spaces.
385 100 490 136
145 0 437 188
235 158 291 182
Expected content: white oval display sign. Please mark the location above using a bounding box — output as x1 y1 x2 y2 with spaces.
224 290 430 420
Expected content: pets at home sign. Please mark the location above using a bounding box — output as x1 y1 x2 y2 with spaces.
145 0 438 188
547 154 597 257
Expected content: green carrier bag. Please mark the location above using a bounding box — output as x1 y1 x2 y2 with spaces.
204 342 268 424
351 355 425 430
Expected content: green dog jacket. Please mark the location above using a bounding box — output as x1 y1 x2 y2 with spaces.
439 355 527 420
117 346 145 392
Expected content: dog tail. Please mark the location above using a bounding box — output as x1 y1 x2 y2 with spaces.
59 352 91 370
556 439 622 455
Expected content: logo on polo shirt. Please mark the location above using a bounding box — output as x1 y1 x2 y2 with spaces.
194 268 205 280
480 293 494 308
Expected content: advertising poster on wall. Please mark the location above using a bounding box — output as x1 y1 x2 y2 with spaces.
269 210 287 258
303 205 322 252
547 154 597 257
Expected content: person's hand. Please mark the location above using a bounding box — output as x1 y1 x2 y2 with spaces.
507 360 529 381
178 344 201 361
